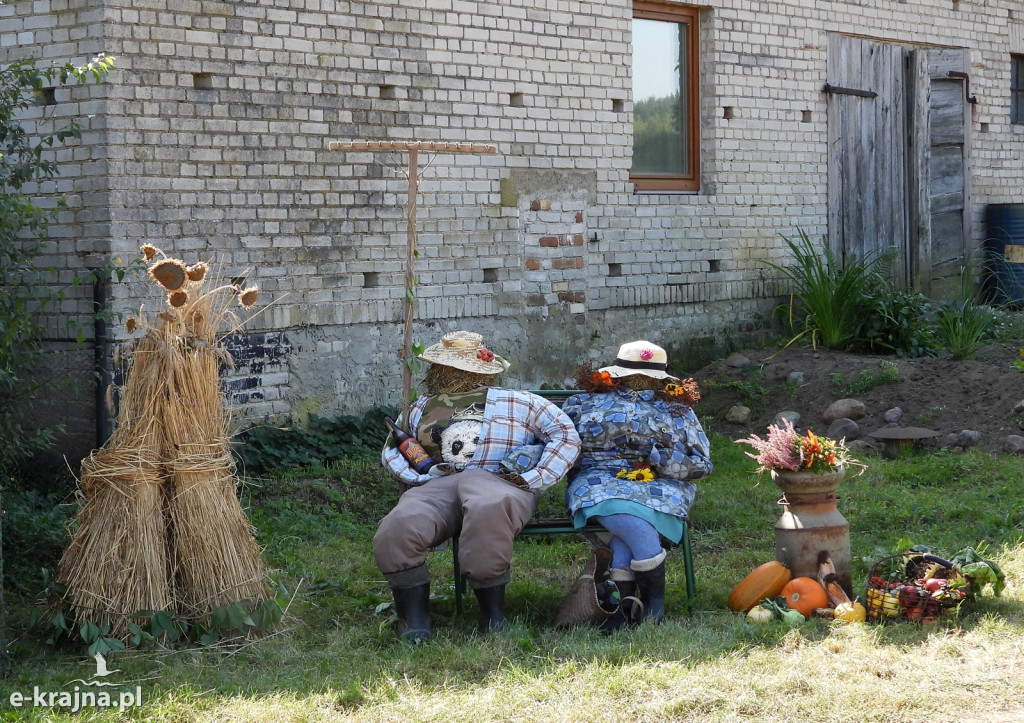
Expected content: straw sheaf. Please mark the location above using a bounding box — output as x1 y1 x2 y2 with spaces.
58 251 268 634
58 447 173 638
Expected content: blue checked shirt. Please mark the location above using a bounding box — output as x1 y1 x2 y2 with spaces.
382 388 582 492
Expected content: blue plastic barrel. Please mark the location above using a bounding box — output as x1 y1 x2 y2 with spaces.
985 203 1024 305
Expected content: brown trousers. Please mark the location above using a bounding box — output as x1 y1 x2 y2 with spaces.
373 469 539 589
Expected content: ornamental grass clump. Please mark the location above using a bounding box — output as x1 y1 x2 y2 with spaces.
735 418 863 476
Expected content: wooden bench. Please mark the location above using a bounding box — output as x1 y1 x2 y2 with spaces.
449 389 698 617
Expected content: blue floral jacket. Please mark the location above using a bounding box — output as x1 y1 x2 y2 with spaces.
562 388 713 521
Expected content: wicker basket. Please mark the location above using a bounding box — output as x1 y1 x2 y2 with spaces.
865 552 968 623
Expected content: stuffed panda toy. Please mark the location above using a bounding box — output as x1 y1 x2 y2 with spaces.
431 418 482 471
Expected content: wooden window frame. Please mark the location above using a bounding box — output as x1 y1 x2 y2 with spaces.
630 1 700 193
1012 54 1024 125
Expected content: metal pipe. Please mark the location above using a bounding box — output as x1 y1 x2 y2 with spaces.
93 271 110 447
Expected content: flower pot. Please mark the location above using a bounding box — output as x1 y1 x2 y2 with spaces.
772 468 852 597
771 467 845 496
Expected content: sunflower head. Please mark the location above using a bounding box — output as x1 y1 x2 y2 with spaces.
186 262 208 282
140 244 160 261
238 286 259 309
149 258 188 291
125 317 138 334
168 290 188 308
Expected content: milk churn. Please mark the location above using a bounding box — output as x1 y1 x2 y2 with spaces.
772 468 852 596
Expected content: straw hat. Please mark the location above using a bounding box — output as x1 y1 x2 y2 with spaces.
418 330 510 375
599 340 678 381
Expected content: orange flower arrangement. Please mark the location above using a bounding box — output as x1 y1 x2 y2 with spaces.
590 369 615 391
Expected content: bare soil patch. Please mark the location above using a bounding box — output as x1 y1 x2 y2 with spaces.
692 341 1024 455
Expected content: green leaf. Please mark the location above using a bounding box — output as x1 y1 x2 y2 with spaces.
80 619 99 643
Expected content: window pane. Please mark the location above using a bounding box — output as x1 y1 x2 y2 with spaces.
1014 56 1024 124
632 17 688 176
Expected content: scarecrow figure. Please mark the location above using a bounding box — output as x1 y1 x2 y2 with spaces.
374 330 582 640
563 340 712 628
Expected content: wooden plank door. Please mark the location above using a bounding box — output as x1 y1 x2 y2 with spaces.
915 48 971 298
826 34 910 286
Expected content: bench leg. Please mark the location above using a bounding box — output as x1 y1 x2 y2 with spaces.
680 518 697 615
452 535 465 615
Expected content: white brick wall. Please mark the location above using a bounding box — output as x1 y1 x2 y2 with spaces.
4 0 1024 452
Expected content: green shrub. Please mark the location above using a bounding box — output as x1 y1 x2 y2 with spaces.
764 229 887 350
935 300 995 360
233 409 393 476
2 487 74 594
856 288 937 358
934 266 997 360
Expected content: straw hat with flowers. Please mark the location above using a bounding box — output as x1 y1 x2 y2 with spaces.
419 331 510 375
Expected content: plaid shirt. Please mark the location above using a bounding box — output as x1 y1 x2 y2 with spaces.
382 388 582 492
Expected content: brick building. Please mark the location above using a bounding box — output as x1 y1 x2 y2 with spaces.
3 0 1024 458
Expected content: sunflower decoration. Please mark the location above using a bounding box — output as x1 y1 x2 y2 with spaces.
149 258 188 291
186 263 208 282
617 461 656 482
663 377 700 406
238 286 259 309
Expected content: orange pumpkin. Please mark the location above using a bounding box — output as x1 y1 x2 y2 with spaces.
727 561 792 612
780 577 829 619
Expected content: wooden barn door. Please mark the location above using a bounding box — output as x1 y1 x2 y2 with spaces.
826 35 972 296
910 48 972 298
826 35 910 286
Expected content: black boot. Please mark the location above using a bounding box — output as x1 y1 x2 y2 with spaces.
391 583 432 641
599 580 643 632
634 562 666 624
474 585 509 633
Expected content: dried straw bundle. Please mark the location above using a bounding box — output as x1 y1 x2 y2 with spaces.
140 256 268 620
57 446 172 638
58 327 174 637
58 245 267 633
163 337 267 619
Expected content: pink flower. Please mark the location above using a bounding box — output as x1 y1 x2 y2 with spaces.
640 348 654 361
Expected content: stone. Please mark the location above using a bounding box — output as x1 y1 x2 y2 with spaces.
724 353 751 368
826 417 859 441
957 429 982 448
1014 400 1024 414
847 438 878 456
1004 435 1024 455
725 405 752 424
823 398 866 423
774 410 801 428
942 433 961 449
786 371 805 385
882 407 903 424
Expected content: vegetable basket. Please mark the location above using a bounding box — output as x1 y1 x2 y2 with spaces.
864 552 968 623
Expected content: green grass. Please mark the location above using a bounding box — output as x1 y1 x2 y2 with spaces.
5 442 1024 721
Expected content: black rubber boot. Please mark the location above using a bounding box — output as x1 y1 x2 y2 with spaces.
391 583 432 641
599 580 642 632
474 585 509 633
634 562 666 624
